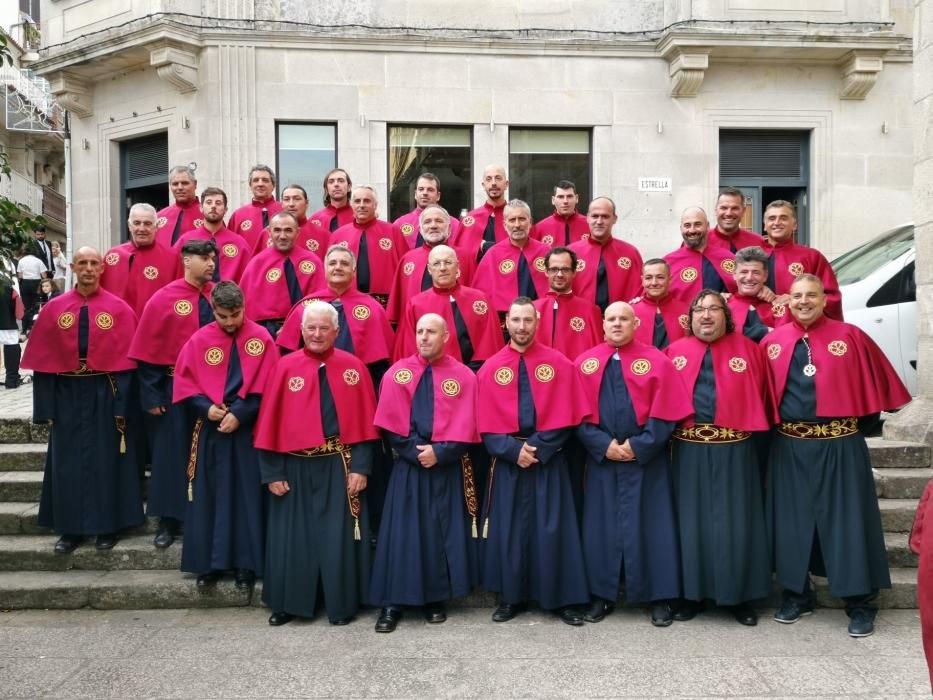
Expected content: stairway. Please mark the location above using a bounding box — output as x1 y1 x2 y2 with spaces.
0 415 928 610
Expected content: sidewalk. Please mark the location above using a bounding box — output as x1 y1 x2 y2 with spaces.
0 606 929 698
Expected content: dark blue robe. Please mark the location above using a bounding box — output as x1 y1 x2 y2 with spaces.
576 356 681 604
370 367 478 606
480 359 588 609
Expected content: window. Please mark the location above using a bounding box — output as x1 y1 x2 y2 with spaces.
119 132 168 242
276 123 336 202
509 129 591 221
387 126 472 221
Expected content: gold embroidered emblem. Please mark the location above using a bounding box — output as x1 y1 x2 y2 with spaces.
680 267 698 283
400 224 414 236
581 233 590 241
542 235 554 245
157 216 168 228
772 303 786 317
105 252 119 266
472 300 488 315
788 262 805 277
462 216 475 227
240 220 252 232
499 259 515 275
394 369 413 385
569 316 585 332
245 338 265 356
767 343 782 360
299 260 316 275
302 298 320 307
379 237 393 251
673 356 687 370
617 257 632 270
828 340 848 357
222 243 238 258
494 367 514 385
729 357 747 373
631 359 651 375
266 268 282 283
95 312 113 330
533 257 546 273
337 240 349 248
311 219 322 227
352 305 370 321
581 358 600 375
57 312 76 330
288 376 305 392
576 259 586 272
205 347 224 366
194 218 204 228
535 364 555 383
679 314 689 330
721 259 737 274
403 262 416 276
343 369 360 386
306 239 320 252
442 379 461 397
174 300 193 316
143 266 159 280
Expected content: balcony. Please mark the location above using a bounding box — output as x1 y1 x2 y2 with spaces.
1 62 63 134
0 168 43 216
42 186 65 227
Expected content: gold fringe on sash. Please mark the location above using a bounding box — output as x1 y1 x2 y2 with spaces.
460 453 479 539
186 418 204 502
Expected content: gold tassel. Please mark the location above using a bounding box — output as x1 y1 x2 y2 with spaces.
482 517 489 539
119 433 126 454
471 516 478 539
354 518 361 541
187 481 193 502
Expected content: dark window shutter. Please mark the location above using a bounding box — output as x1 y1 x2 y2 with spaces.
124 137 168 186
719 130 806 180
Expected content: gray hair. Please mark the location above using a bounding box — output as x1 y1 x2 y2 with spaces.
324 243 357 269
169 165 197 182
419 205 450 226
503 199 531 219
351 185 379 206
734 246 769 267
128 203 157 221
302 300 339 327
248 164 276 184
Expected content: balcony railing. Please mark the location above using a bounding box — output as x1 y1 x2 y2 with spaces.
42 186 65 225
0 168 43 215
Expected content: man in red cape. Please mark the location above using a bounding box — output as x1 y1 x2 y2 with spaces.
763 274 910 637
574 301 689 626
760 200 843 320
254 300 379 626
631 259 690 349
173 281 277 590
707 187 763 252
330 186 405 307
726 246 788 341
664 207 738 303
386 206 474 325
237 211 324 337
156 165 203 248
477 297 590 625
309 168 354 233
392 173 462 249
569 197 643 312
533 247 601 360
227 164 283 250
533 180 590 247
129 240 217 549
911 475 933 691
665 290 775 626
22 247 143 553
393 245 501 369
174 187 251 284
100 203 179 318
449 164 509 260
251 184 330 258
370 313 481 632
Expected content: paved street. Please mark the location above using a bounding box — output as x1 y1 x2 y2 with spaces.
0 378 30 419
0 606 929 698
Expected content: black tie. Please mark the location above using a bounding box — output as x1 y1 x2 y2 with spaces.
449 297 474 364
552 300 559 344
78 304 89 359
171 211 185 245
564 221 571 246
766 251 777 293
596 252 610 310
517 253 536 299
329 215 340 233
415 225 424 248
420 264 433 291
211 237 221 282
283 259 302 306
128 253 135 271
517 356 537 434
652 311 669 349
261 208 269 229
483 213 496 246
198 294 213 326
357 232 371 292
223 341 243 405
332 299 355 354
319 364 339 437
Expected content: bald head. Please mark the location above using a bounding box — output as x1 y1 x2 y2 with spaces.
416 312 450 362
481 164 508 205
73 245 101 263
680 206 710 250
427 245 459 289
71 246 104 292
603 301 637 347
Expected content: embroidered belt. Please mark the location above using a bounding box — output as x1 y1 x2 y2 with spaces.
62 360 104 377
186 418 205 502
673 424 751 444
777 417 859 440
461 453 479 539
288 436 362 540
287 436 348 458
165 365 175 377
369 293 389 308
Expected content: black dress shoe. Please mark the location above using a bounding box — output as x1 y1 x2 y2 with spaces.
673 599 703 622
558 607 585 626
583 598 614 623
424 603 446 624
268 611 295 626
197 571 223 588
234 569 255 589
492 602 527 622
330 616 354 626
54 534 82 554
651 602 674 627
730 603 758 626
95 534 118 550
375 607 402 633
153 519 176 549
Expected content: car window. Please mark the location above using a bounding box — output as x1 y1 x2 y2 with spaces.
867 260 915 307
833 225 914 285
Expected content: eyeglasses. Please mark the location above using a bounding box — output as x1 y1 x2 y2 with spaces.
429 260 457 269
546 267 574 275
692 305 725 315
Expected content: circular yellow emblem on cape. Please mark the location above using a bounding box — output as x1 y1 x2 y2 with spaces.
245 338 265 356
394 369 413 384
265 238 273 248
400 224 414 236
299 260 316 275
105 252 120 266
766 343 782 360
575 259 586 272
499 259 515 275
240 220 252 232
337 240 349 248
95 312 114 330
678 314 690 330
772 303 786 318
442 379 461 397
617 257 632 270
379 237 393 251
494 367 514 385
311 219 322 227
729 357 747 373
57 312 76 330
679 267 698 283
542 235 554 245
472 300 488 315
569 316 585 332
788 262 805 277
828 340 848 356
302 298 320 307
403 262 416 276
174 300 193 316
288 376 305 392
672 355 687 370
343 369 360 386
194 218 204 228
157 216 168 228
462 216 475 227
266 268 282 283
581 358 600 375
631 359 651 375
222 243 238 258
205 347 224 366
143 266 159 280
581 233 590 241
533 257 546 273
353 305 370 321
721 259 737 274
306 239 320 252
535 364 555 383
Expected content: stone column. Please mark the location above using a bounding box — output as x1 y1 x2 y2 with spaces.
885 0 933 444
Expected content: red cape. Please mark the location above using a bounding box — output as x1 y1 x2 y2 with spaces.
375 353 480 443
128 278 213 365
533 291 603 360
393 208 462 249
707 226 762 252
533 211 590 246
156 200 203 248
569 236 644 305
173 319 278 405
250 217 330 258
100 240 180 318
727 293 788 331
393 284 503 363
277 286 395 363
228 198 283 250
309 203 354 231
477 341 589 433
575 340 690 427
253 346 379 451
471 238 550 312
22 287 137 373
174 226 252 283
665 333 776 430
763 239 843 320
631 293 690 347
331 219 405 296
386 243 476 323
449 202 507 254
238 245 324 321
762 315 911 417
664 245 738 303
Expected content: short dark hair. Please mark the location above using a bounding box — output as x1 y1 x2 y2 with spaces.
687 289 735 336
212 281 244 310
282 183 308 200
270 211 299 228
180 239 218 257
554 180 577 194
735 246 769 267
323 168 352 206
200 187 228 206
509 296 536 312
717 187 745 203
417 172 440 188
248 164 276 185
642 258 670 271
545 246 577 271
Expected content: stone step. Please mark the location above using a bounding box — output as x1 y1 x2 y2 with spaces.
879 498 920 533
0 443 46 471
885 532 918 568
0 503 159 535
867 438 931 469
0 535 180 572
874 468 933 499
0 471 43 502
0 418 47 445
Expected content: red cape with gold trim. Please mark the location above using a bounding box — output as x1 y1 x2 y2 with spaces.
228 198 283 250
727 293 788 330
569 237 644 305
250 217 330 258
471 237 550 312
309 203 354 231
763 239 843 320
664 245 738 303
331 219 406 296
707 226 762 252
393 208 463 250
533 211 590 247
156 200 203 248
174 225 252 283
128 278 213 366
237 245 323 322
533 291 602 360
386 243 476 324
632 293 690 346
99 240 179 318
449 202 507 253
